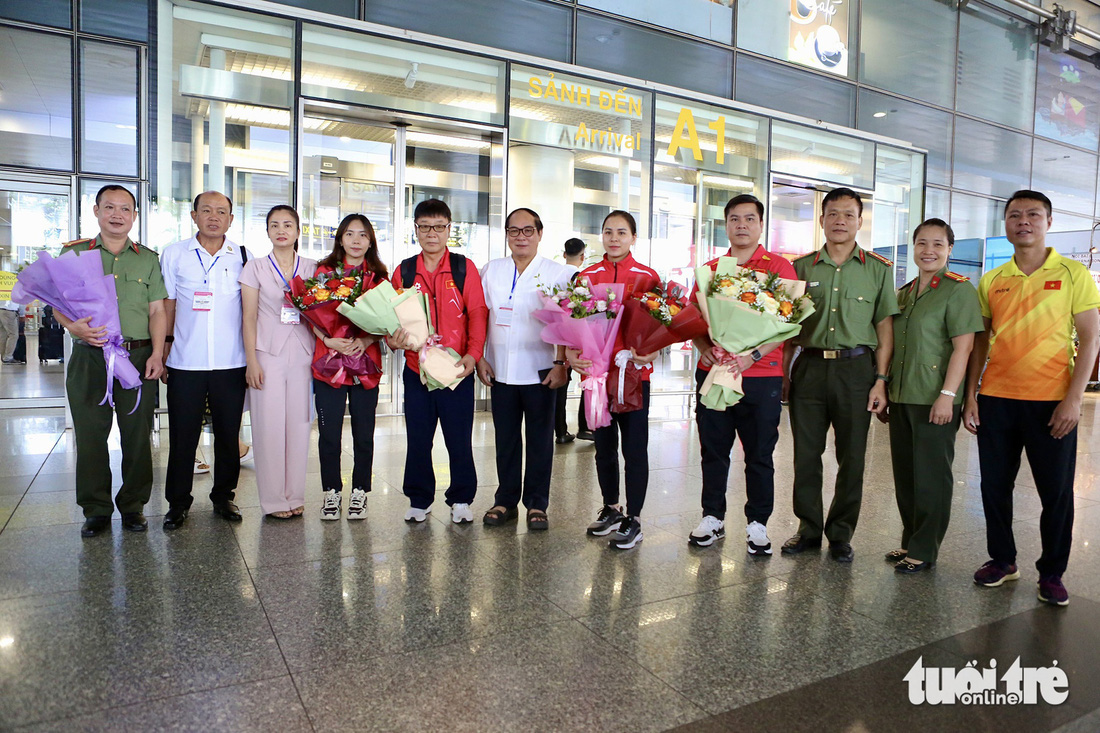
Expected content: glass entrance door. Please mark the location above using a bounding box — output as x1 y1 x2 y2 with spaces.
300 105 504 414
0 176 72 407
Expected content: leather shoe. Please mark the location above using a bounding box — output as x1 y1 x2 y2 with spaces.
121 512 147 532
212 500 243 522
163 507 189 530
780 534 822 555
829 542 854 563
556 433 575 444
80 515 111 537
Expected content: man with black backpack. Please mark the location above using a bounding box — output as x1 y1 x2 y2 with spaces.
159 191 250 530
389 198 488 524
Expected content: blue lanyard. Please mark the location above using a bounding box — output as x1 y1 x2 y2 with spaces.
509 263 519 302
194 249 221 285
268 254 299 291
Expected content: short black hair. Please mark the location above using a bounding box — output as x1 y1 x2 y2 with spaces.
913 217 955 247
192 191 233 215
724 194 764 219
822 187 863 216
1004 189 1053 218
414 198 452 222
564 238 586 256
95 184 136 209
506 207 544 232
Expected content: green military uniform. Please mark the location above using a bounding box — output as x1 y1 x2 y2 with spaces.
888 268 983 563
63 235 167 519
790 245 899 543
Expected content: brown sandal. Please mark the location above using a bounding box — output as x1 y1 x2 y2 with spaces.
483 505 518 526
526 509 548 531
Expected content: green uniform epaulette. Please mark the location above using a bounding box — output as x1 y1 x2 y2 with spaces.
866 250 893 267
944 271 969 282
794 251 817 263
62 238 95 248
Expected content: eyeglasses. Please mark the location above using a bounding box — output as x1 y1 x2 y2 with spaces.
506 226 538 238
415 223 450 234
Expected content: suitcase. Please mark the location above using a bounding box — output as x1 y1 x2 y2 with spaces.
38 325 65 362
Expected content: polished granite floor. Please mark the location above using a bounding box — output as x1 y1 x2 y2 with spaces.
0 335 66 399
0 393 1098 731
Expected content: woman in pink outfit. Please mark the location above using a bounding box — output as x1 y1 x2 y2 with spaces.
239 205 317 518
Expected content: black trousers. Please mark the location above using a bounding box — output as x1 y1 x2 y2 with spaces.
164 366 247 510
491 380 556 511
315 379 378 493
695 371 781 524
595 381 650 516
977 394 1077 577
402 366 477 509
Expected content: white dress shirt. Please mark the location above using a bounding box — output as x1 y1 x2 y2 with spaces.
481 254 575 385
161 236 248 370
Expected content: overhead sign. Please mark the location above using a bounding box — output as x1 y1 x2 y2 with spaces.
0 272 16 301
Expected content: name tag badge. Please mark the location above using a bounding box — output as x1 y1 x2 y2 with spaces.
281 305 301 324
192 291 214 311
808 281 820 287
496 306 514 327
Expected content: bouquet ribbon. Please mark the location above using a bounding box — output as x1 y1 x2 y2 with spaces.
613 349 644 408
419 333 443 364
100 334 142 414
580 372 611 429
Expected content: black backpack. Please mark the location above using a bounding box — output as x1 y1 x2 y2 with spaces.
400 252 466 293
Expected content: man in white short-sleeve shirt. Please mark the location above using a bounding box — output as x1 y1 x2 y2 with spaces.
159 190 249 530
476 207 574 528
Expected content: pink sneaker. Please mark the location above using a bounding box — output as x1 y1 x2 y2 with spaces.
973 560 1020 587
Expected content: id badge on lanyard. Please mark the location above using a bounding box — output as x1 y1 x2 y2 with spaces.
271 254 301 325
192 291 214 311
280 305 300 324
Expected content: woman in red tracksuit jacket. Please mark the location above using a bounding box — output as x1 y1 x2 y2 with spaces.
309 214 388 522
568 210 660 550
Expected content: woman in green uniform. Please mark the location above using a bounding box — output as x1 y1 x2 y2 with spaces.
887 218 984 573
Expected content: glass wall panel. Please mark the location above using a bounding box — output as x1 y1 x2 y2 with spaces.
508 65 651 259
0 188 69 265
155 2 294 249
301 24 506 126
857 89 953 186
735 54 854 127
957 2 1037 130
652 96 768 283
859 0 956 107
950 192 1005 241
871 146 924 287
81 0 147 42
1049 211 1094 233
580 0 733 45
736 0 856 77
1031 138 1097 216
80 41 139 177
363 0 571 62
268 0 356 18
0 27 72 171
1034 43 1100 150
925 186 950 220
0 0 70 29
771 121 875 189
952 116 1031 197
577 13 732 99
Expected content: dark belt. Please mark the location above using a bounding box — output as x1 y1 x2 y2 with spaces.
76 338 153 351
801 346 871 360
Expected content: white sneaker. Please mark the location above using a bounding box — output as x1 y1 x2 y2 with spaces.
688 515 725 547
346 489 367 520
239 446 254 465
321 490 341 520
746 520 772 555
193 458 210 475
451 503 473 524
404 506 432 523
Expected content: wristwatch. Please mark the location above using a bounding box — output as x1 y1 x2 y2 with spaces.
750 349 763 362
875 373 890 383
553 359 567 366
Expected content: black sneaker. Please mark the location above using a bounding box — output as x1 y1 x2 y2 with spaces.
609 516 643 550
586 505 624 536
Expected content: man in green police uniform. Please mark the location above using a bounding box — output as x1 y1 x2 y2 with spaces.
55 185 168 537
781 187 899 562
